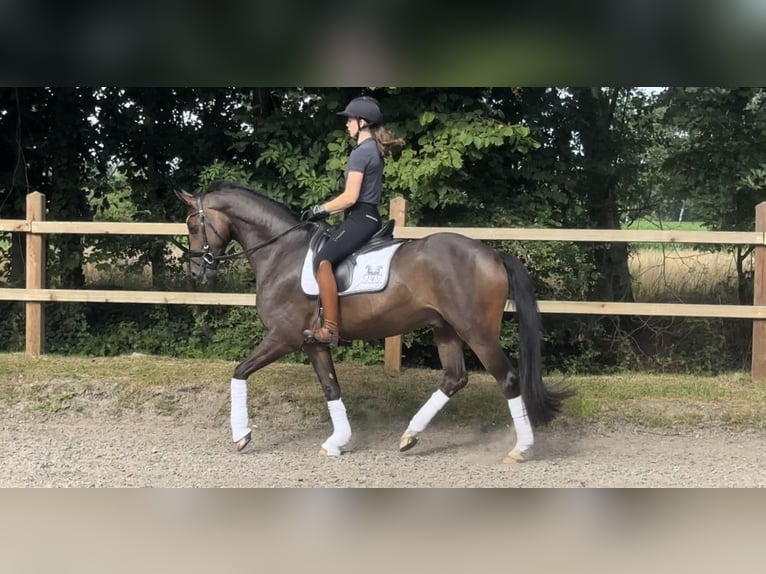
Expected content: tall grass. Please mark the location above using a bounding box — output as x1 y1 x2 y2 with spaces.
623 218 749 304
629 247 748 304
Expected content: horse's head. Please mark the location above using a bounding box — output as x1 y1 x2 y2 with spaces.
175 190 231 284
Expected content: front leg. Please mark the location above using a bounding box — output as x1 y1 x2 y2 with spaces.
304 343 351 456
230 334 301 452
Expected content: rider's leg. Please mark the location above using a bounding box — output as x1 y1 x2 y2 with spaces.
304 259 340 345
303 207 380 345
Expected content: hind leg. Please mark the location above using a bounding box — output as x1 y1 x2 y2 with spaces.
467 338 534 463
304 343 351 456
400 324 468 452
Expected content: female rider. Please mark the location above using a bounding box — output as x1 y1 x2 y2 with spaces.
302 95 404 345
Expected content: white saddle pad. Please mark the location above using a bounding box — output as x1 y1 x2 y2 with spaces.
300 243 403 296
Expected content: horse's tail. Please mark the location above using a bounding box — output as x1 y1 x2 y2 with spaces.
501 253 573 427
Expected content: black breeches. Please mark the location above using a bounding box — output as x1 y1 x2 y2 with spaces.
313 203 381 273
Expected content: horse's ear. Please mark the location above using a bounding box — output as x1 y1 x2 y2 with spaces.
175 189 195 207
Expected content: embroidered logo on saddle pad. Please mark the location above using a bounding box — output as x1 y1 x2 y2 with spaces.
300 243 403 296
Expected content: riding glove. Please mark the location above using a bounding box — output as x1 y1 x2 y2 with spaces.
301 204 329 222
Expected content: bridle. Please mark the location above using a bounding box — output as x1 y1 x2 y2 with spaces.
174 195 308 274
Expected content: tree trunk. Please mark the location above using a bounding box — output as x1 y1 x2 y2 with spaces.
49 87 89 288
0 88 31 287
134 90 169 286
575 87 635 303
736 246 752 305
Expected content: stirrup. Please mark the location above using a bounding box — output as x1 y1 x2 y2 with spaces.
303 326 340 346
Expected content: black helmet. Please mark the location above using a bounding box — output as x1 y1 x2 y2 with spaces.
336 96 383 126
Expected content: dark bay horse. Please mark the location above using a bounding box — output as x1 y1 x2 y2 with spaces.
176 182 570 463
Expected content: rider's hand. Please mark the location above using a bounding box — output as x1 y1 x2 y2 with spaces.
300 204 329 222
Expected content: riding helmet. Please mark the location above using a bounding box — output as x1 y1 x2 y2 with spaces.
336 96 383 126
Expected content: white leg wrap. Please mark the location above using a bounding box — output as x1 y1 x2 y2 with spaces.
321 399 352 456
408 390 450 434
508 396 534 452
230 378 251 442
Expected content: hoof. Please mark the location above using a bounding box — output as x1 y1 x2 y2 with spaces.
502 447 532 464
399 431 419 452
235 431 251 452
320 446 344 457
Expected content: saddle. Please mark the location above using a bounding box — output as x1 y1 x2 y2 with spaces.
301 219 403 295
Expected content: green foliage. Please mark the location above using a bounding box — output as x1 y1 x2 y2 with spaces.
402 328 439 367
657 88 766 302
73 305 191 356
333 340 384 365
212 88 542 221
382 104 539 220
1 87 760 374
0 303 24 352
629 317 751 375
197 162 255 190
87 170 136 222
45 304 91 354
182 306 264 360
661 88 766 232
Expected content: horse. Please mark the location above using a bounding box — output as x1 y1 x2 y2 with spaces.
175 181 571 463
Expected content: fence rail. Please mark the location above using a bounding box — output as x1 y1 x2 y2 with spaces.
3 193 766 379
2 219 765 245
2 288 766 319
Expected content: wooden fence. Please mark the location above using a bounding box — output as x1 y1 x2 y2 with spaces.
3 192 766 380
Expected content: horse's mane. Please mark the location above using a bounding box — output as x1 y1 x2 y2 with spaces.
203 181 298 222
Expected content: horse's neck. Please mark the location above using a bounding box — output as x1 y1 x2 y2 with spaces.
226 208 307 278
207 190 306 278
216 195 289 244
248 230 308 284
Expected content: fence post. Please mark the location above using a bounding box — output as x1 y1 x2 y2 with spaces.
384 196 406 372
752 202 766 381
25 191 46 356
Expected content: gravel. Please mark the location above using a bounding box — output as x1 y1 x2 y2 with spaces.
2 403 765 487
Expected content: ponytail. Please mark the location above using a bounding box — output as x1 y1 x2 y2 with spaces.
370 126 405 158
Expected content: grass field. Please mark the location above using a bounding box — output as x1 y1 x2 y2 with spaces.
626 220 706 232
625 219 711 251
2 354 764 430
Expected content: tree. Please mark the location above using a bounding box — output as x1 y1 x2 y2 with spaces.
662 87 766 303
93 87 249 283
1 86 702 370
0 88 44 286
492 87 661 302
217 88 540 222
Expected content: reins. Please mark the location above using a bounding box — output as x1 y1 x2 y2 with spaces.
173 195 309 266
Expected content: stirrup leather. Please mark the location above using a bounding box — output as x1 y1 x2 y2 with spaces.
303 320 339 346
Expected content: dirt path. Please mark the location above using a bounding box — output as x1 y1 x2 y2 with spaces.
2 403 764 487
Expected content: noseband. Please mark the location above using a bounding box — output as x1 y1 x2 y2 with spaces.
175 195 309 274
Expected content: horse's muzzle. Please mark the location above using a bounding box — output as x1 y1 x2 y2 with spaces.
190 265 218 285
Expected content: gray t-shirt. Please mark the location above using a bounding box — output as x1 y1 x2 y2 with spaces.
345 138 383 205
